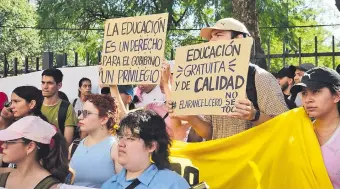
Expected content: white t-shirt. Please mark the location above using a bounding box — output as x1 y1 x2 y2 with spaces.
295 92 302 107
134 85 165 108
72 97 84 116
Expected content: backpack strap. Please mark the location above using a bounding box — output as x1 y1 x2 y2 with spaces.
0 172 10 187
35 175 60 189
70 139 81 159
246 64 259 110
58 100 70 135
126 179 141 189
72 98 77 108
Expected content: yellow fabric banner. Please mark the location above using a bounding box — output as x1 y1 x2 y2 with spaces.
170 108 333 189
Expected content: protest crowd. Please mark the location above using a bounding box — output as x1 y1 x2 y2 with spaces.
0 15 339 189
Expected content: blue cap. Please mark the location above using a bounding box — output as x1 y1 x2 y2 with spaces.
118 85 134 97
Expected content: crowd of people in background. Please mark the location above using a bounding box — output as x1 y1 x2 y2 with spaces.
0 17 339 189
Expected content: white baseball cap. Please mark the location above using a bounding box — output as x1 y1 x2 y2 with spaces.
0 116 56 144
200 18 250 40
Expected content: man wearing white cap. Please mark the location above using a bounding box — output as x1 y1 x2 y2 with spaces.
169 18 288 140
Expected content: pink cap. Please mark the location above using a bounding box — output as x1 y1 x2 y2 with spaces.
0 92 8 111
0 116 56 144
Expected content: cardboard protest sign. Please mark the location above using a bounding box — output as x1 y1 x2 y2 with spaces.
171 38 253 115
100 13 168 85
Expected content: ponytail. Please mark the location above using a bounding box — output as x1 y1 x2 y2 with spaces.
23 133 69 182
12 86 47 121
42 132 69 182
33 109 48 122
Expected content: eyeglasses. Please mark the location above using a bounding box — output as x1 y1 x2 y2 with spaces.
117 135 139 142
80 110 98 118
2 140 25 147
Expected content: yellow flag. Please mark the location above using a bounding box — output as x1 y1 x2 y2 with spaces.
170 108 333 189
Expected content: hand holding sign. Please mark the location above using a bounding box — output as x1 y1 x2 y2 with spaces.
100 13 168 85
171 38 253 115
227 99 256 120
161 59 172 85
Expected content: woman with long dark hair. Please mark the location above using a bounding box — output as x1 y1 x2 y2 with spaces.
0 86 48 170
0 86 47 127
291 67 340 188
0 116 69 188
101 109 189 189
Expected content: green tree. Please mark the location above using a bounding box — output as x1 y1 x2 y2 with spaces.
0 0 41 75
36 0 339 71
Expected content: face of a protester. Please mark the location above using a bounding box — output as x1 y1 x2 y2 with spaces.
10 93 35 118
1 139 28 163
210 30 233 42
79 81 92 96
41 76 60 98
278 77 289 87
294 69 305 84
302 87 340 118
78 101 103 133
138 85 156 93
117 129 153 170
278 77 292 91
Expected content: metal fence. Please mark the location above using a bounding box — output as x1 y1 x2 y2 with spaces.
1 35 340 78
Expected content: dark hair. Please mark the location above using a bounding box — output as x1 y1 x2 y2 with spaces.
42 68 63 84
58 91 69 102
12 86 47 121
118 109 171 170
231 31 248 39
22 132 69 182
78 78 91 97
326 85 340 115
131 95 140 104
85 94 118 130
101 87 110 95
128 102 136 110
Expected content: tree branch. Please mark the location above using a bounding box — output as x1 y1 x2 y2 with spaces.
173 6 189 26
152 0 159 11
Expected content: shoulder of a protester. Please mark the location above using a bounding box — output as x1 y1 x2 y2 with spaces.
66 102 77 114
253 65 278 84
153 168 190 187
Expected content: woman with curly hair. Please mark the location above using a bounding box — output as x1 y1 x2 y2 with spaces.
69 94 122 188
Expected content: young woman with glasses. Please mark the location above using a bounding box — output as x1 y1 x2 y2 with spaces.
0 86 47 170
101 109 189 189
69 94 122 188
0 116 69 189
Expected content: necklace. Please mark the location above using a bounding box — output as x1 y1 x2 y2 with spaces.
314 121 340 138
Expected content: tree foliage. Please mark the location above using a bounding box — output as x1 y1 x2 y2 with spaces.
0 0 41 73
0 0 337 74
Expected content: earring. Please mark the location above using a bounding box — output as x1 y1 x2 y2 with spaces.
101 125 104 130
149 154 154 163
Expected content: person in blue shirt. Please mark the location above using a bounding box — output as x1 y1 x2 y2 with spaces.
102 109 190 189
